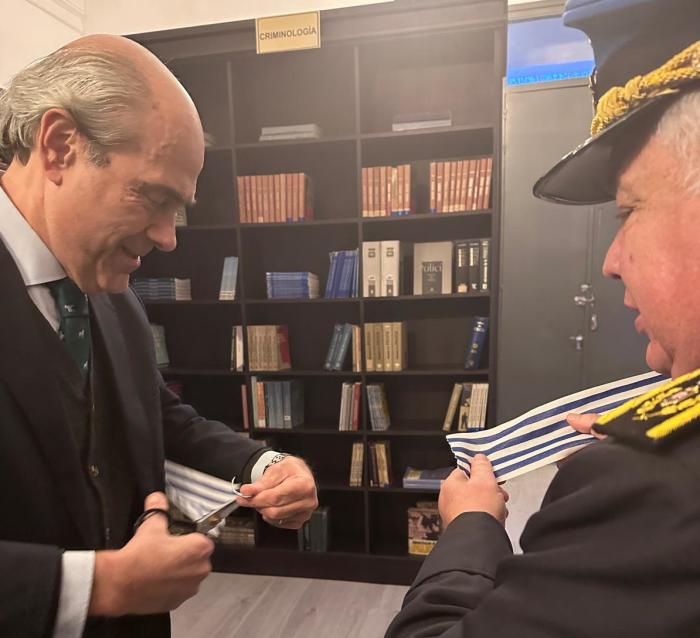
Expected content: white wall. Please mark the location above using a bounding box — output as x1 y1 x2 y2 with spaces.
84 0 394 36
0 0 83 85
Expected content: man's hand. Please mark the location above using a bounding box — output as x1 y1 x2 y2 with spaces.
89 492 214 617
438 455 509 529
566 412 605 439
237 456 318 529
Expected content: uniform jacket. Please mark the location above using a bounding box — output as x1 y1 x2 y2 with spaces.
386 430 700 637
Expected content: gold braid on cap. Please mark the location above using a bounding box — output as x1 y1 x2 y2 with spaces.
591 40 700 136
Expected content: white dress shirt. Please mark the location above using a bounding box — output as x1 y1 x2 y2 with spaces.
0 185 277 636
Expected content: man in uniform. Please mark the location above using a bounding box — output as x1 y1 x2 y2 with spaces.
0 35 317 637
387 0 700 636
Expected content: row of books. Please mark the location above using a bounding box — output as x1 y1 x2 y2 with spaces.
324 324 362 372
429 157 493 214
325 249 359 298
361 164 412 217
348 440 393 487
365 322 407 372
442 381 490 432
367 383 390 431
362 239 491 297
266 271 319 299
249 377 304 429
236 173 313 224
247 325 291 371
217 517 256 547
338 381 362 431
133 278 191 301
297 506 329 552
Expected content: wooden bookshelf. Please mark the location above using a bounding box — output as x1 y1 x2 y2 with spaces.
134 0 506 586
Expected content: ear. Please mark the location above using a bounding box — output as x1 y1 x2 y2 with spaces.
35 108 81 185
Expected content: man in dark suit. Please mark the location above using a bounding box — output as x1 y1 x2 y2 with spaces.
0 34 317 637
387 1 700 636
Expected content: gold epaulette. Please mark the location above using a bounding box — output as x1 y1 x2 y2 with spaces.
591 40 700 136
593 368 700 448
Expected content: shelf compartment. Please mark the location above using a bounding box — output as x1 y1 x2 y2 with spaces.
231 45 357 144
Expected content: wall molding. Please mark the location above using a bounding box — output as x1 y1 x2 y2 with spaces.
26 0 85 33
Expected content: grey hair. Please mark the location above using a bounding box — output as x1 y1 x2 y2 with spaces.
655 88 700 196
0 47 151 166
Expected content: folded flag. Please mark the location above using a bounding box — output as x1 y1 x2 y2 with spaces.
164 460 240 525
447 371 667 482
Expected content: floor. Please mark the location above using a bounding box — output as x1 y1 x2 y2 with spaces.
172 465 556 637
172 573 409 638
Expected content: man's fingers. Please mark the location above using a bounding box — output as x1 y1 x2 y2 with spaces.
145 491 169 511
470 454 497 482
566 412 600 434
240 476 308 510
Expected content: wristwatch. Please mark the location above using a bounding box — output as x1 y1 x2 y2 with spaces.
263 452 290 474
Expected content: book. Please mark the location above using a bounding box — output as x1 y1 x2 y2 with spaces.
403 466 452 490
150 324 169 368
407 502 442 556
324 324 344 371
364 323 375 372
367 384 390 431
413 241 453 295
468 240 480 292
362 241 381 297
479 238 490 292
442 382 463 432
241 384 249 430
392 110 452 131
457 383 474 432
266 271 319 299
454 241 469 293
230 325 244 371
380 240 401 297
391 322 407 371
247 325 291 371
349 441 364 487
464 316 489 370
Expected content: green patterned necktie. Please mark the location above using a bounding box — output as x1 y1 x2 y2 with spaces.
48 278 91 380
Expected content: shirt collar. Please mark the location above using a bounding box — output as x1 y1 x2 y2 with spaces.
0 182 66 286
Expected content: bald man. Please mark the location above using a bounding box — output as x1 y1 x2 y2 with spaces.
0 36 317 638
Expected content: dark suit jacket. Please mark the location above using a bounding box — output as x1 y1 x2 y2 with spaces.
0 241 265 637
386 430 700 637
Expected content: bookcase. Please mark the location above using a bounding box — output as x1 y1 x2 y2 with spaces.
133 0 506 586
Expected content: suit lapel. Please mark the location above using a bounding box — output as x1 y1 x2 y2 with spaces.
0 242 97 545
89 293 160 496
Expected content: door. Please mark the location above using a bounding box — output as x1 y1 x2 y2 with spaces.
497 78 647 423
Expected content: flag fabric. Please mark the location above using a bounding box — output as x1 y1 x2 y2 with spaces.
164 459 240 522
447 371 668 482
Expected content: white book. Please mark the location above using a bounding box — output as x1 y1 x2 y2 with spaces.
235 325 244 371
413 241 453 295
362 241 382 298
380 240 400 297
338 382 349 430
261 123 321 136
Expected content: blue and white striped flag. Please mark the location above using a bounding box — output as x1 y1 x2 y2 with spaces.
164 460 240 522
448 371 668 482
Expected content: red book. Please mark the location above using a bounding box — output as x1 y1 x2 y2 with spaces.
241 384 249 430
276 325 291 369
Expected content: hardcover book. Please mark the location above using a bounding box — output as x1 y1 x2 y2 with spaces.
464 316 489 370
413 241 453 295
407 502 442 556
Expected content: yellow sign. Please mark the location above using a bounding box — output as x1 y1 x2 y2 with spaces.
256 11 321 55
